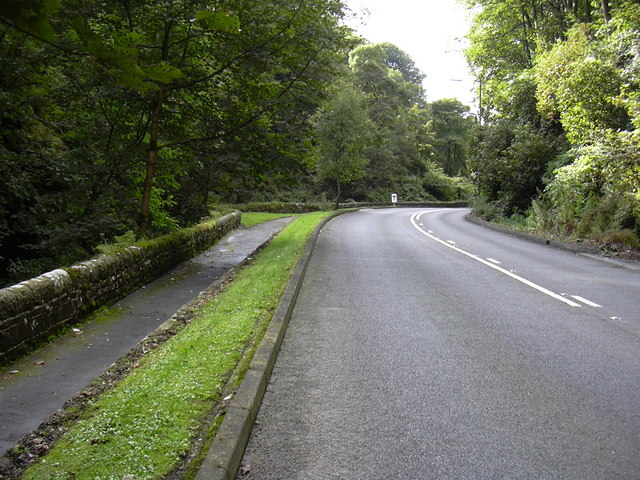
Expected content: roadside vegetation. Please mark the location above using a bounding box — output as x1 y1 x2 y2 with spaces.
464 0 640 252
240 212 295 228
18 211 331 480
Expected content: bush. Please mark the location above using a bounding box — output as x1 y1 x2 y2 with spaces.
598 229 640 249
534 138 640 242
423 166 474 201
95 230 137 254
468 121 559 216
233 201 331 213
471 196 501 221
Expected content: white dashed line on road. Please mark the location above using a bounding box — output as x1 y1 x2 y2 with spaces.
411 211 582 308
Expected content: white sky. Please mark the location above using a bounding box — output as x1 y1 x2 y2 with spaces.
343 0 476 109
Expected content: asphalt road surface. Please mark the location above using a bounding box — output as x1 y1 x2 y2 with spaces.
240 208 640 479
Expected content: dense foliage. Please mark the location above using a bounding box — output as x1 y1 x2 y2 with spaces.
0 1 474 286
464 0 640 247
313 42 474 204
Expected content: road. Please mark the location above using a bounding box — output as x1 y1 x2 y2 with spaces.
240 208 640 479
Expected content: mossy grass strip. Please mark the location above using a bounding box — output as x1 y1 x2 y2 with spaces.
240 212 296 227
22 211 332 480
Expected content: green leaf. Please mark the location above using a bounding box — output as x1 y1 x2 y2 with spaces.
113 33 140 60
195 10 240 33
144 61 184 83
116 73 159 92
0 0 61 42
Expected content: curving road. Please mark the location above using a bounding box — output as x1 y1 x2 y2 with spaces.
240 208 640 479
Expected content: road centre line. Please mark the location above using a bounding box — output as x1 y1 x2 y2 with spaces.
411 211 582 308
486 258 501 264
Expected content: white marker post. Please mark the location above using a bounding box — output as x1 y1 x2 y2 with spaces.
391 193 398 205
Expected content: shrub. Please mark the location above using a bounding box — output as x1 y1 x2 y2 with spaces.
468 121 559 216
95 230 137 254
598 229 640 249
471 196 501 221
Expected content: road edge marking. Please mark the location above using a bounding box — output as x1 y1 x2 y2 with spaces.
411 212 582 308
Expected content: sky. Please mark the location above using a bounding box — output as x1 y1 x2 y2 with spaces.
343 0 476 109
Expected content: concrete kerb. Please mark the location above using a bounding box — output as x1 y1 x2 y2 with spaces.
195 210 349 480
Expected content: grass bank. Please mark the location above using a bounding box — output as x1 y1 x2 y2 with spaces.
22 211 332 480
240 212 295 227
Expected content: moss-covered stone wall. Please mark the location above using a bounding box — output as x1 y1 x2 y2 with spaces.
0 213 240 364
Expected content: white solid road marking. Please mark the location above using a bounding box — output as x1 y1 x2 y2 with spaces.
486 258 501 264
571 295 602 308
446 240 456 245
411 211 582 308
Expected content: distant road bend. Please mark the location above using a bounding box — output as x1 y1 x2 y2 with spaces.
241 207 640 479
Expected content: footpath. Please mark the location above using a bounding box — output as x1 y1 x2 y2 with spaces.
0 217 294 457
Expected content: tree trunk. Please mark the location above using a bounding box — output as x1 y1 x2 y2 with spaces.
138 19 173 234
531 0 539 30
520 11 533 67
334 177 341 210
601 0 611 22
138 85 165 234
201 159 213 214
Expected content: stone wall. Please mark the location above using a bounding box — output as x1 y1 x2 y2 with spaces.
235 200 470 213
0 213 240 364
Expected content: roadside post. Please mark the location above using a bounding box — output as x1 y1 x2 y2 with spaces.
391 193 398 206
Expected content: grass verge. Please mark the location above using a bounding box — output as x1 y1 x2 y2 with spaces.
21 211 332 480
241 212 295 227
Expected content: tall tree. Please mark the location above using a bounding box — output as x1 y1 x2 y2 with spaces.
430 99 474 176
463 0 640 241
313 81 373 208
347 42 432 193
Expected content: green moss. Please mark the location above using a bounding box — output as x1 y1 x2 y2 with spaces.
84 304 130 325
183 414 225 480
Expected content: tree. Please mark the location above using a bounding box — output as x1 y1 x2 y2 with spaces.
1 0 352 232
535 24 630 144
346 42 433 195
468 120 560 216
313 81 373 208
463 0 640 244
349 42 425 124
429 99 474 176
